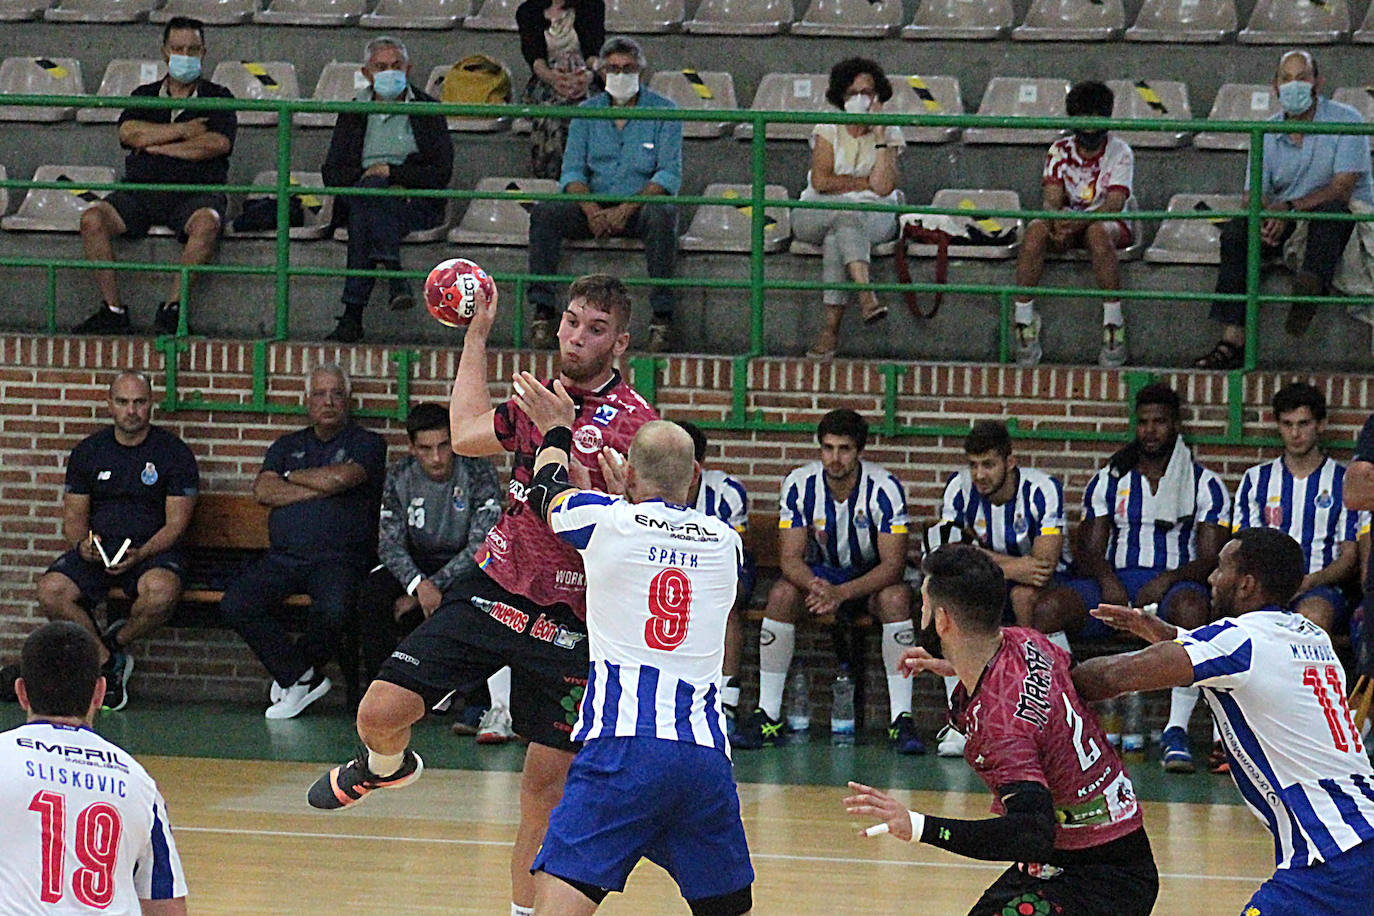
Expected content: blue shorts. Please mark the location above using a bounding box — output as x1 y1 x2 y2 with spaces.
47 547 186 606
533 736 754 902
1065 567 1207 638
1245 838 1374 915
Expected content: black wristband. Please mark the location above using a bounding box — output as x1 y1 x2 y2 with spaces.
541 426 573 454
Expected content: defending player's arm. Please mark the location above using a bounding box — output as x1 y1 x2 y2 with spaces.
448 276 504 457
1071 640 1195 703
510 370 580 522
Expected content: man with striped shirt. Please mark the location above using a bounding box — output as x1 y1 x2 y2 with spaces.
734 409 919 754
1075 527 1374 916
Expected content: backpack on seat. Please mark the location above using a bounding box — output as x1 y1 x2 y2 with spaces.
440 54 512 106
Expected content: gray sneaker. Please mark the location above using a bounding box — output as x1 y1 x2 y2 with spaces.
1099 323 1127 368
1014 313 1043 367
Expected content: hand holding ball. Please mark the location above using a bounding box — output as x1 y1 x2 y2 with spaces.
424 258 496 327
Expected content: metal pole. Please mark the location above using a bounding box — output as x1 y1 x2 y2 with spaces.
273 112 293 341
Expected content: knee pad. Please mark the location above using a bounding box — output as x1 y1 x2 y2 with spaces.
688 885 752 916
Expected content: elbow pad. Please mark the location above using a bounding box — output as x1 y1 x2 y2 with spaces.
528 461 574 520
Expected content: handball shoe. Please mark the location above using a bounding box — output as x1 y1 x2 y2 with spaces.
1160 726 1196 774
730 708 787 750
476 706 516 744
308 749 424 810
889 713 926 755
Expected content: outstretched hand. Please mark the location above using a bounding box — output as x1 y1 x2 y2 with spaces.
897 646 956 679
843 782 914 842
512 370 576 435
1090 603 1178 644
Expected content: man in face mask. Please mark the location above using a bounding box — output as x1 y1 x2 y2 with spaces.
526 36 684 353
321 36 454 343
74 16 237 337
1195 49 1374 370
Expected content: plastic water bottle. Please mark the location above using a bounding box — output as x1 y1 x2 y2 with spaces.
831 665 856 746
786 669 811 733
1122 691 1145 754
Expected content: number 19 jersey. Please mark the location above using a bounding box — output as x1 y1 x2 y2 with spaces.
0 721 186 915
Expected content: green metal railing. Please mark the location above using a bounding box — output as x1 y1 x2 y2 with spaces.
1 92 1370 442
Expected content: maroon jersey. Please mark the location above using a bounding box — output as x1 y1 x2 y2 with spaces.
476 370 657 620
954 627 1143 854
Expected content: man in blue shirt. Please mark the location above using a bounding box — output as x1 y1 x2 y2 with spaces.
1195 49 1374 369
527 37 683 354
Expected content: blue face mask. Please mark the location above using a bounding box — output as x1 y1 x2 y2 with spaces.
372 69 407 100
167 54 201 84
1278 80 1314 116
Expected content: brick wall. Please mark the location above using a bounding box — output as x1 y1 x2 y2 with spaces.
0 334 1368 709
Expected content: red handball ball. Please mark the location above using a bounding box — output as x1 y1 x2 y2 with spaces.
424 258 496 327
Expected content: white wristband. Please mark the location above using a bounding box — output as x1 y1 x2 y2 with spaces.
909 810 925 843
406 574 424 596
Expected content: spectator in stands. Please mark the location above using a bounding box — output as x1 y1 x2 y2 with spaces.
1194 50 1374 370
526 37 682 353
220 364 386 719
1013 80 1134 369
674 420 753 729
322 36 454 344
36 371 198 712
793 58 905 362
733 409 921 754
516 0 604 179
73 17 236 336
1034 383 1230 772
1233 382 1361 634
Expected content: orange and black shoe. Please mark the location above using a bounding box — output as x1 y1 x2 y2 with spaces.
308 749 424 810
1209 740 1231 775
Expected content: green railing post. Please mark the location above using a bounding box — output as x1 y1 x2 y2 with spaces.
273 112 294 341
251 339 269 409
878 364 907 437
1244 129 1264 372
392 349 419 420
628 356 661 406
730 355 750 424
998 289 1012 364
748 116 767 357
45 265 58 334
512 277 527 347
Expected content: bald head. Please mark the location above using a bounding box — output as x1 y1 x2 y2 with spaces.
1275 49 1318 82
109 370 152 400
108 371 153 441
626 420 697 504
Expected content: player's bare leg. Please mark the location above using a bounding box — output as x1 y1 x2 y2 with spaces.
307 679 426 810
121 567 181 645
532 872 600 916
513 743 576 908
1008 584 1038 628
1030 585 1085 655
35 572 109 664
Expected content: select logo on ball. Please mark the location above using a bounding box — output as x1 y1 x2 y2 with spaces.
424 258 495 327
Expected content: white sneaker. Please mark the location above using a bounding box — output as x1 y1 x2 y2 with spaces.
936 724 967 758
1099 323 1127 368
1014 313 1043 367
270 680 284 704
265 672 332 720
476 705 516 744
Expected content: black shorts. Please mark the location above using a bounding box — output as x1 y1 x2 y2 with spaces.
968 830 1159 916
106 189 227 241
46 547 186 606
377 570 588 751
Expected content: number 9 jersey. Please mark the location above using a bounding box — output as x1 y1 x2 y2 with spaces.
548 491 744 755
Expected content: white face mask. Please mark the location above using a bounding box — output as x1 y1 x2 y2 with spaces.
604 72 639 102
843 93 872 115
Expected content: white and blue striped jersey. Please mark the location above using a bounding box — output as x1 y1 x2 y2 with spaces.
1179 610 1374 870
941 467 1066 566
0 721 186 914
548 491 742 756
1082 461 1230 571
779 460 909 572
695 469 749 534
1233 457 1362 574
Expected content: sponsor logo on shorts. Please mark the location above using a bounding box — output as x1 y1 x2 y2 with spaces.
472 595 530 634
999 891 1051 914
573 425 603 454
560 679 586 728
531 614 586 651
390 651 420 666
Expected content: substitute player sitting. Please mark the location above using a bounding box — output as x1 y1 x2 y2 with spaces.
516 392 754 915
845 545 1158 916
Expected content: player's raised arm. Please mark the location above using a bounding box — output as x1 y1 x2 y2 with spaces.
449 278 503 457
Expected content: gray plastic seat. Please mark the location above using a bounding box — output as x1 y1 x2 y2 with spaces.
210 61 300 126
225 171 334 240
1332 88 1374 146
1194 83 1279 151
2 165 113 232
791 0 903 35
0 57 84 122
0 166 8 218
605 0 684 32
1239 0 1349 43
1107 79 1193 149
887 75 963 144
0 0 51 19
1144 193 1240 265
1126 0 1236 41
423 64 510 132
254 0 363 25
902 0 1013 38
449 177 557 246
648 70 738 138
79 59 165 123
361 0 468 27
293 61 365 128
683 0 792 34
734 72 829 141
463 0 518 29
151 0 256 22
46 0 156 21
679 183 791 252
908 189 1021 259
1013 0 1124 39
962 78 1068 146
1348 2 1374 40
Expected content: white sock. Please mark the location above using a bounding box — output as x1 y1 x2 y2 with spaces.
882 621 915 718
1046 630 1072 656
721 675 740 709
757 618 794 719
106 303 127 314
1213 721 1222 742
486 666 511 711
943 674 959 703
368 748 404 778
1167 686 1199 732
511 905 533 916
1102 300 1124 327
1015 299 1036 325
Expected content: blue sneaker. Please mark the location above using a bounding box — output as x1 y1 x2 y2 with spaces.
889 712 926 755
1160 726 1195 774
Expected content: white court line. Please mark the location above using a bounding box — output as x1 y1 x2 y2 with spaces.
176 826 1265 883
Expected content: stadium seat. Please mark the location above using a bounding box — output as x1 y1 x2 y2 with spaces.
734 72 829 141
463 0 518 30
1194 83 1279 151
648 70 738 138
1349 2 1374 41
150 0 256 22
46 0 156 21
1143 193 1240 265
0 57 84 122
888 75 964 144
962 78 1068 146
908 189 1021 259
0 166 8 218
678 183 791 252
1125 0 1236 42
210 61 300 126
790 191 904 256
1239 0 1349 43
254 0 364 25
1332 87 1374 144
448 177 556 246
1 165 113 232
293 61 365 128
224 171 333 240
0 0 51 20
360 0 467 28
1107 79 1193 149
902 0 1013 39
606 0 684 32
334 202 453 244
1012 0 1125 40
78 59 164 123
683 0 792 35
791 0 903 36
423 64 510 132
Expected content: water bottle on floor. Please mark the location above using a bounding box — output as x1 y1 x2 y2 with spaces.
786 669 811 734
831 664 856 746
1122 691 1145 754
